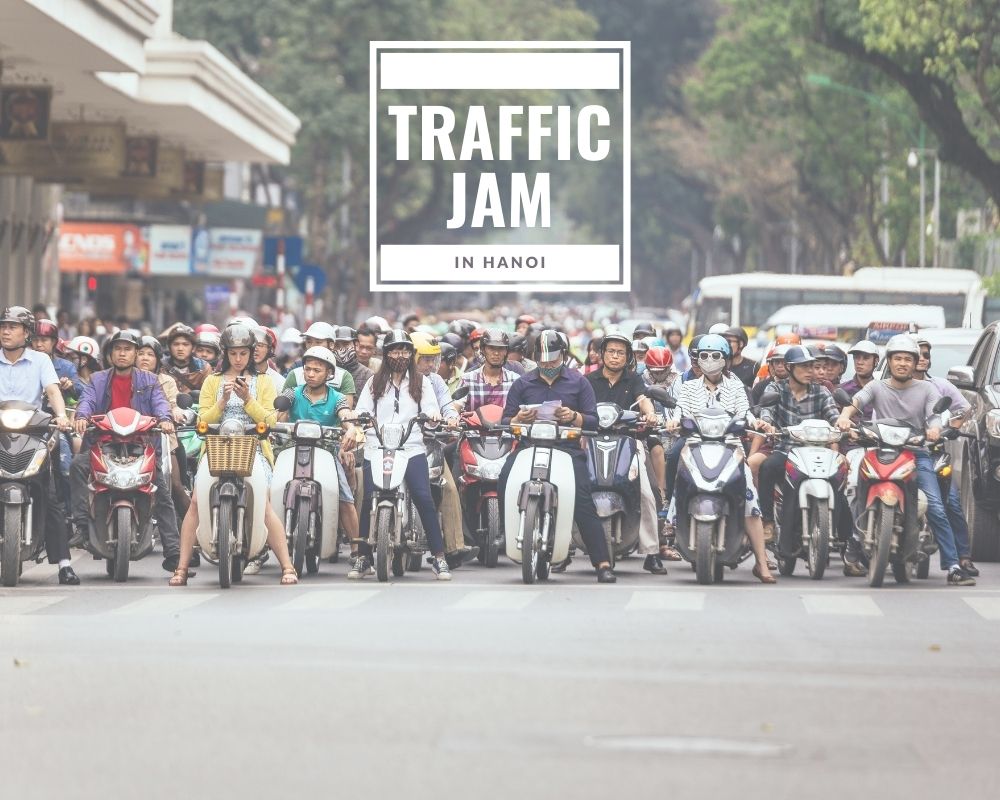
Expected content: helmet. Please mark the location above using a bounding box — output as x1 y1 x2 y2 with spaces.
281 327 302 345
806 344 824 360
401 313 420 327
645 346 673 369
227 316 258 329
469 328 484 343
480 328 510 349
687 334 705 358
108 329 142 349
783 345 815 366
219 324 254 350
439 341 458 364
515 314 537 327
382 329 414 352
441 332 464 351
168 324 196 345
414 336 441 357
334 326 356 343
34 319 58 339
448 319 476 339
708 323 730 335
264 328 279 353
249 326 269 347
885 334 920 360
817 343 846 365
195 331 222 353
914 336 931 351
633 338 651 355
631 322 656 339
536 330 567 361
697 334 731 358
601 331 633 355
303 322 337 342
662 320 682 336
768 344 791 362
301 346 338 372
0 306 35 335
194 323 220 336
139 336 163 363
364 315 390 334
848 340 879 357
775 332 802 346
509 333 528 354
69 336 101 360
723 326 749 347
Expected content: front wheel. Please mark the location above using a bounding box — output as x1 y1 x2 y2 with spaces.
375 507 393 582
806 499 830 581
216 499 235 589
868 502 894 588
1 504 23 587
292 498 309 577
112 505 132 583
481 497 501 568
521 497 543 585
694 517 717 585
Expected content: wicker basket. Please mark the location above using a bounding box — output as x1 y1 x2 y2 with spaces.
204 435 258 477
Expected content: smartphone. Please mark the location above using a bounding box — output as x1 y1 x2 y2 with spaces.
236 376 247 386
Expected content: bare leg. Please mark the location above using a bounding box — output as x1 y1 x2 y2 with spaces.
340 501 360 556
745 515 774 578
264 498 293 571
748 452 767 487
175 494 199 572
649 443 666 498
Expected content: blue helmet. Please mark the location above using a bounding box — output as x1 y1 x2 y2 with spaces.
697 333 731 359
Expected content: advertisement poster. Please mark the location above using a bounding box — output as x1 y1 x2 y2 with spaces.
201 228 262 278
145 225 192 275
57 222 142 273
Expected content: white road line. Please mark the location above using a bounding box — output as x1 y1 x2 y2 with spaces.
625 591 705 611
279 589 381 610
450 590 542 610
963 597 1000 620
112 593 220 615
0 595 68 615
802 594 883 617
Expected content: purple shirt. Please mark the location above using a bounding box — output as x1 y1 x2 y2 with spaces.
925 374 971 416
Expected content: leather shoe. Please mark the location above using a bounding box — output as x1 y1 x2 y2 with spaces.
596 566 617 583
190 551 201 567
162 555 179 573
960 558 979 577
58 566 80 585
643 554 667 575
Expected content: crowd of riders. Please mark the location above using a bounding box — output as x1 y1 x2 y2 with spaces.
0 301 979 587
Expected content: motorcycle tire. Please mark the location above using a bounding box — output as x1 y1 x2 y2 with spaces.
105 558 114 577
713 558 725 583
392 551 406 577
292 498 309 577
521 497 542 585
217 499 235 589
375 506 393 582
406 553 423 572
891 559 911 584
916 557 930 579
1 504 23 587
482 497 501 568
807 499 830 581
112 505 131 583
694 517 716 586
868 502 893 589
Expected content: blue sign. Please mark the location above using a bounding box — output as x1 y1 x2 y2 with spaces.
263 236 303 270
293 264 326 295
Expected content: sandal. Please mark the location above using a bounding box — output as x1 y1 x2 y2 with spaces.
280 567 299 585
168 568 189 587
660 546 683 561
752 564 777 584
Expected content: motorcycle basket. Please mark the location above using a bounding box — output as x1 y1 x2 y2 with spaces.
204 435 257 477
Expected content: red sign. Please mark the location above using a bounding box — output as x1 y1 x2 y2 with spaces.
58 222 142 274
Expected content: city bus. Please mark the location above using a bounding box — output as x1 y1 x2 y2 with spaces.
691 268 987 333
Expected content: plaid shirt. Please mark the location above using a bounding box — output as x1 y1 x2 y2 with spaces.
460 366 520 412
771 381 840 450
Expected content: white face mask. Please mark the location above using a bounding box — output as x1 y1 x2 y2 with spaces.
700 358 725 377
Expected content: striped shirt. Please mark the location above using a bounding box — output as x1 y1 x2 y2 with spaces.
676 374 750 420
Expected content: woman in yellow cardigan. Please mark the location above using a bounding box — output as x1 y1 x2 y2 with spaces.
169 325 297 586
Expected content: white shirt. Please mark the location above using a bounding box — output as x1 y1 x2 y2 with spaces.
428 372 459 420
356 372 440 456
676 374 750 420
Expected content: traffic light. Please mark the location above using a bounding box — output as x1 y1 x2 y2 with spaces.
86 275 97 293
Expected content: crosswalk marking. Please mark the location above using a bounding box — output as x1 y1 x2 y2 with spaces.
626 591 705 611
279 589 381 610
0 595 68 615
802 594 882 617
963 597 1000 620
112 593 220 615
450 590 541 610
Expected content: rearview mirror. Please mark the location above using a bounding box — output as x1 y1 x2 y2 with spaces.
947 365 975 391
451 385 470 402
758 390 779 408
273 395 292 412
645 385 676 409
932 396 952 415
833 388 853 408
176 393 193 410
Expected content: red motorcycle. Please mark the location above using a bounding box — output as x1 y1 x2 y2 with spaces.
84 408 162 582
456 404 515 567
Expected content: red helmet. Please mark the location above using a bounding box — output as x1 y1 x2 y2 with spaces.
645 346 673 369
264 327 278 353
56 338 68 356
34 319 58 339
775 332 801 346
469 328 484 342
194 323 220 336
516 314 537 326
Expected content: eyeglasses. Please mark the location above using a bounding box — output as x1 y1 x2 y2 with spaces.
604 349 628 357
698 351 725 362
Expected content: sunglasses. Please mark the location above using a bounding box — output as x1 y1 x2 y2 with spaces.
698 351 725 362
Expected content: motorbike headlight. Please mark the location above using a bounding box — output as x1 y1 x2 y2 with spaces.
470 459 504 481
793 420 834 444
628 453 640 482
294 422 323 441
381 423 405 450
597 405 621 429
219 419 244 437
889 462 916 481
0 408 33 430
876 424 910 447
694 414 729 438
22 448 50 477
529 422 557 441
986 410 1000 439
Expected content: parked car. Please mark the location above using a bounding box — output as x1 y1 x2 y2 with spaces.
948 322 1000 561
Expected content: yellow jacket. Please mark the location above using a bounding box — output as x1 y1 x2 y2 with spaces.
198 373 278 463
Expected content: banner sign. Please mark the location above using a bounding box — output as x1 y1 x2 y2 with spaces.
0 86 52 141
146 225 192 275
194 228 262 278
2 122 125 178
58 222 142 274
124 137 158 178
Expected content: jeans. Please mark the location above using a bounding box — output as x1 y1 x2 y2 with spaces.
69 451 180 559
945 484 971 560
664 436 685 502
915 450 960 570
359 453 445 556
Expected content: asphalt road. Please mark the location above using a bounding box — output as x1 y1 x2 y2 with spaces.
2 549 998 800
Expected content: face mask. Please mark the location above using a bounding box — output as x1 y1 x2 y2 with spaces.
700 358 724 377
539 364 563 381
388 355 410 372
335 345 357 367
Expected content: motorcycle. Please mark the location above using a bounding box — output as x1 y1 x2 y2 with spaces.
0 401 59 587
456 403 514 568
82 408 167 582
270 394 344 576
178 394 271 588
772 420 847 580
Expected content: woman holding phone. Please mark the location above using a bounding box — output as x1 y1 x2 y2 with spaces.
169 323 298 586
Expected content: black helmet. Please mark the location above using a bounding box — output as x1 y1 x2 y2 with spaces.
536 330 566 361
139 335 163 363
441 332 464 351
439 341 458 364
109 330 141 349
168 324 196 345
806 344 824 360
0 306 35 335
687 334 705 359
723 326 749 347
480 328 510 349
817 343 847 365
382 329 414 352
509 333 528 354
334 325 356 342
632 322 656 339
219 324 254 350
783 345 816 366
601 331 633 355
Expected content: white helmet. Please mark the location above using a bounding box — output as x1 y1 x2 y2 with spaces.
227 315 259 329
281 327 301 345
884 334 919 360
848 340 880 357
364 315 390 334
301 345 338 372
68 336 101 361
708 322 730 335
303 322 337 341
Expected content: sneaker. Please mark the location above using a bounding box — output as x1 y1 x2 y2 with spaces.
429 556 452 581
960 558 980 577
243 557 264 576
643 554 667 575
947 566 976 586
347 555 372 580
843 558 867 578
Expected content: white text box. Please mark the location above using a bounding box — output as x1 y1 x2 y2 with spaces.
380 52 620 90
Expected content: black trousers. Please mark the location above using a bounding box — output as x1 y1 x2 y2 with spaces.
497 449 610 567
44 462 71 563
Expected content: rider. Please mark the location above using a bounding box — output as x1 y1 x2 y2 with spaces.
840 340 879 399
355 324 382 372
163 325 211 393
836 334 975 586
664 333 776 583
438 341 463 392
643 345 681 540
815 344 847 388
514 314 537 336
722 326 755 388
460 329 520 413
31 318 83 401
500 330 618 583
586 332 666 574
67 336 102 387
662 321 690 373
0 306 77 584
250 326 285 395
283 322 357 406
680 335 705 382
332 326 374 395
750 344 790 405
71 330 180 573
351 330 452 580
193 330 222 371
508 334 537 374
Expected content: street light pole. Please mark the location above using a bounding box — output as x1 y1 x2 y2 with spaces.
933 156 941 267
918 153 926 268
